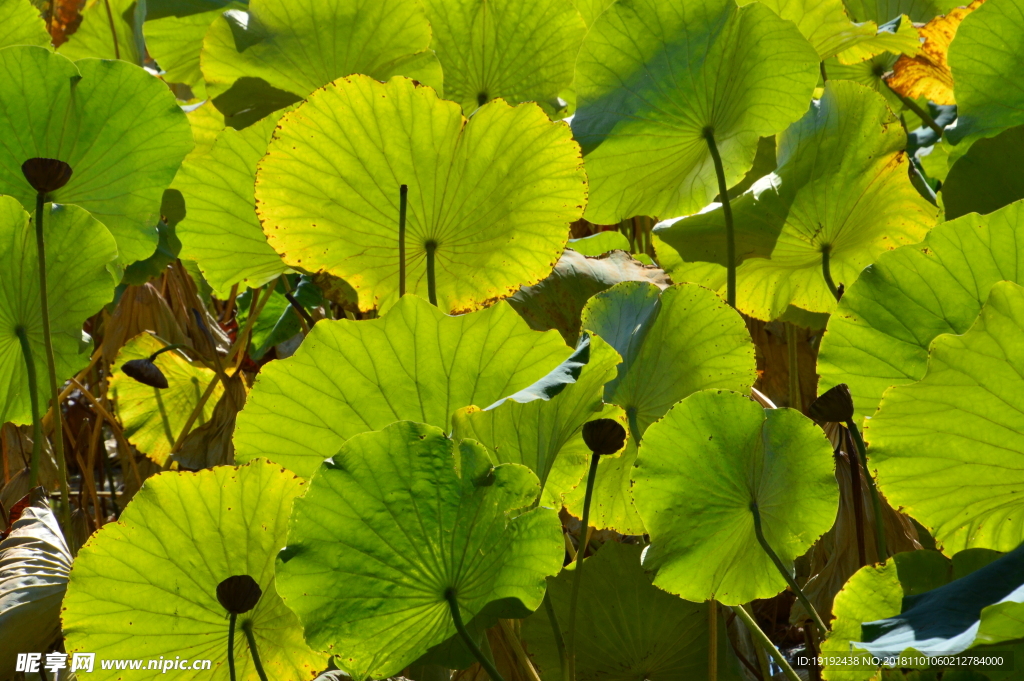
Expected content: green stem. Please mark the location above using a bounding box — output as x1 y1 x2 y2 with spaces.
566 453 601 681
889 87 944 137
148 343 190 362
732 604 802 681
444 588 505 681
822 245 840 301
15 326 42 487
399 184 408 298
228 613 237 681
819 61 828 82
786 323 801 412
750 502 827 636
33 193 73 548
242 621 269 681
846 419 889 562
425 240 438 307
703 128 736 308
543 592 568 681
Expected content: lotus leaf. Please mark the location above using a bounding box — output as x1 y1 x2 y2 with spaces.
0 46 193 265
234 294 571 478
942 125 1024 220
843 0 962 23
58 0 142 63
275 421 563 679
0 0 49 49
633 390 838 604
255 74 586 313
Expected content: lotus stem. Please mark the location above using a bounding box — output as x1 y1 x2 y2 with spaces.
731 604 802 681
227 613 237 681
444 587 505 681
543 591 568 681
708 600 718 681
33 193 73 547
703 128 736 308
888 86 944 137
846 419 889 562
750 501 827 637
821 245 841 301
845 429 868 566
819 61 828 82
399 184 408 298
242 621 269 681
15 326 42 487
425 240 438 307
566 452 601 681
283 291 314 329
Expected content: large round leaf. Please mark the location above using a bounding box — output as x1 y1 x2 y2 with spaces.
739 0 876 61
633 390 838 604
275 421 563 679
58 0 142 63
171 113 287 297
818 199 1024 421
655 81 938 321
62 459 325 681
255 75 586 314
866 281 1024 553
0 47 193 265
0 0 50 49
521 541 744 681
843 0 961 22
0 490 72 680
419 0 585 112
201 0 441 124
451 334 623 505
571 0 819 224
942 125 1024 220
108 333 224 466
144 0 243 100
562 281 757 534
234 294 572 478
947 0 1024 147
0 196 118 426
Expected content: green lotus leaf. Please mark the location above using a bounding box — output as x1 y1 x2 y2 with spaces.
561 282 757 535
740 0 877 60
234 294 572 478
821 550 1005 680
942 125 1024 220
109 333 223 466
818 199 1024 422
633 390 838 604
187 100 230 155
144 0 244 100
201 0 441 124
571 0 818 224
255 75 586 314
843 0 961 23
0 47 193 265
419 0 585 113
521 541 745 681
275 420 563 679
855 544 1024 658
947 0 1024 147
172 113 287 297
866 280 1024 553
568 231 631 257
451 334 622 505
0 197 118 426
62 459 325 681
570 0 615 27
823 51 904 111
835 15 922 65
507 249 670 345
0 490 71 680
58 0 142 62
655 81 937 321
0 0 49 49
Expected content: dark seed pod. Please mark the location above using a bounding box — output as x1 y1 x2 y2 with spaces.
121 358 169 389
808 383 855 423
216 575 262 614
582 419 627 455
21 158 73 193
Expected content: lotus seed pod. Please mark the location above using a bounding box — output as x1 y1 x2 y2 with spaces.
216 574 263 614
582 419 626 455
21 158 73 193
121 358 169 389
